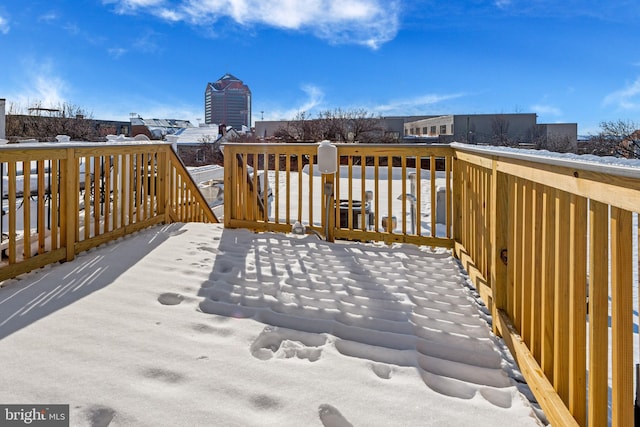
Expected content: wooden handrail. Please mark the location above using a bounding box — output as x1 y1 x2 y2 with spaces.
222 142 455 248
452 142 640 426
166 148 219 224
0 141 217 283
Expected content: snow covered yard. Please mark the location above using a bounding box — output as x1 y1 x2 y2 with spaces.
0 222 544 426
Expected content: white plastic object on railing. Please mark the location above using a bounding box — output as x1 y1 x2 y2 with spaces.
317 140 337 174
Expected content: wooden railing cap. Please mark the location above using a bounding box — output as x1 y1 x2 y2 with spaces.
451 141 640 179
0 141 174 150
222 142 453 149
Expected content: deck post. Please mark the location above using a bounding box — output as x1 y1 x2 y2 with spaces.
489 158 508 335
158 148 169 222
223 147 234 227
63 148 78 262
452 156 462 243
325 173 335 242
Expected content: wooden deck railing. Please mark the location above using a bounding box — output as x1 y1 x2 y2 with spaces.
225 141 640 426
223 143 455 248
452 142 640 426
2 140 639 425
0 141 217 282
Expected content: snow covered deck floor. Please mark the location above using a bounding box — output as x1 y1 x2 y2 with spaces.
0 222 544 426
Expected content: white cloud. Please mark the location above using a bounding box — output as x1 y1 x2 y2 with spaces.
108 47 128 58
603 77 640 110
157 8 182 21
38 12 59 22
264 84 326 121
1 56 201 123
494 0 511 9
0 15 9 34
133 30 162 53
372 93 464 115
104 0 165 14
531 104 562 116
298 85 325 112
6 60 69 110
104 0 400 49
34 76 68 108
61 22 80 35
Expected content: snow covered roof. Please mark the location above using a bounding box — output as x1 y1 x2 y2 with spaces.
166 125 220 144
130 117 194 128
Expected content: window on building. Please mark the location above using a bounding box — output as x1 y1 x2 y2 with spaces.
440 125 447 134
422 127 428 135
430 126 436 135
196 149 206 163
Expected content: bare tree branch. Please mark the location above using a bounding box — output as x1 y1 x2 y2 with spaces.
583 120 640 158
274 108 390 143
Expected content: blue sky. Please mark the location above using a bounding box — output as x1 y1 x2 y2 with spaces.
0 0 639 135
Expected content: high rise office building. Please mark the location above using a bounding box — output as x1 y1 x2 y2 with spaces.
204 73 251 130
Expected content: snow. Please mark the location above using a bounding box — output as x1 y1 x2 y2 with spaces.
0 222 545 426
268 165 450 237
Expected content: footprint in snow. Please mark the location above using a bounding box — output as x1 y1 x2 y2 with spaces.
250 394 282 410
158 292 184 305
371 363 393 379
142 367 184 384
83 405 116 427
318 404 353 427
250 326 325 361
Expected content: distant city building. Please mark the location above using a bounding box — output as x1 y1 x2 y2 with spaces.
404 114 578 149
256 113 577 150
536 123 578 149
205 73 251 130
404 114 539 143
